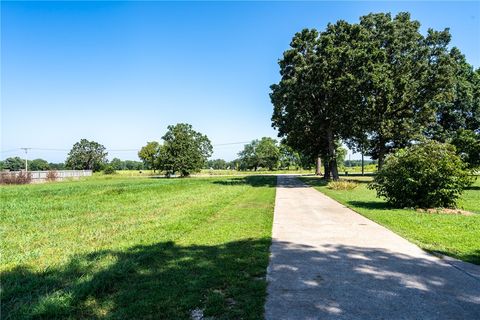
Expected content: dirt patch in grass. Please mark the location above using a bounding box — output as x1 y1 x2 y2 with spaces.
416 208 474 216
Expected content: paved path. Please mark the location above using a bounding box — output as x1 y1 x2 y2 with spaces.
265 175 480 320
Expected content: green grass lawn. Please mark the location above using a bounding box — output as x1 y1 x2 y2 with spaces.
112 169 313 177
197 169 313 176
299 176 480 265
1 176 276 319
340 164 378 174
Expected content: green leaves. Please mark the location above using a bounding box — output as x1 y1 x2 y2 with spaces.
157 123 213 177
238 138 280 171
138 141 160 171
271 11 477 176
65 139 108 172
451 129 480 168
2 157 24 171
271 22 360 179
370 140 473 208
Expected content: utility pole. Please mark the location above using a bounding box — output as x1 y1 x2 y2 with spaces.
20 148 31 171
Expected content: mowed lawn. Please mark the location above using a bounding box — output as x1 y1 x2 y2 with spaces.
300 176 480 265
0 176 276 319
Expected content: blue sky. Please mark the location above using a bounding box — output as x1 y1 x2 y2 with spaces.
2 1 479 162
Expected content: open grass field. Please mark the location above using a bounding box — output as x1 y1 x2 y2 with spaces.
113 169 314 177
1 175 276 319
340 164 378 174
197 169 313 176
300 176 480 265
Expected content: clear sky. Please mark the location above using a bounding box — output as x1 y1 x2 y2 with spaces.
1 1 479 162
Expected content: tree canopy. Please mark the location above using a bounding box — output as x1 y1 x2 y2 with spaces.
65 139 108 171
138 141 160 172
279 144 301 170
2 157 24 171
271 12 475 178
29 158 50 171
238 137 280 171
271 24 356 179
157 123 213 177
206 159 228 170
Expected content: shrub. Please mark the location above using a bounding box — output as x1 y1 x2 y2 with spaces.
327 180 358 190
369 141 473 208
103 166 116 175
0 171 32 185
46 170 59 182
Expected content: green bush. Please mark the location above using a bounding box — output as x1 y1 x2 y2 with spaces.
103 166 116 175
369 141 472 208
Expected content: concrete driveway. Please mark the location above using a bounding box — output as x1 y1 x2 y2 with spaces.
265 175 480 320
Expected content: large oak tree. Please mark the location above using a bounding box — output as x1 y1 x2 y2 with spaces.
271 12 460 177
271 21 362 179
157 123 213 177
352 12 453 169
65 139 108 171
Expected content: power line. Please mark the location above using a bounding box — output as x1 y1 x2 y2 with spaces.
0 148 20 154
212 141 250 146
1 140 253 153
30 148 69 151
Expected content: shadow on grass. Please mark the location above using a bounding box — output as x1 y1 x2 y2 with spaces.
300 176 373 185
346 200 392 210
2 239 272 320
425 249 480 266
297 177 328 187
211 176 277 188
465 185 480 191
344 178 372 184
4 240 480 319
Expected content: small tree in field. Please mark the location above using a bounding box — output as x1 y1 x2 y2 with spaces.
369 140 472 208
65 139 108 172
157 123 213 177
138 142 160 172
238 138 280 171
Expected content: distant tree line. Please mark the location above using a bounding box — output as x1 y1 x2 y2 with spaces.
1 140 144 173
0 155 145 172
270 12 479 180
202 137 347 172
0 142 377 174
344 160 377 167
0 157 65 171
2 124 212 176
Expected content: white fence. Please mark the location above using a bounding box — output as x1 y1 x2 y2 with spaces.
13 170 93 183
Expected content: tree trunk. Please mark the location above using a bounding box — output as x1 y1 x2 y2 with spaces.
361 153 364 176
326 128 339 180
315 157 322 176
377 148 385 171
323 161 331 180
329 158 339 180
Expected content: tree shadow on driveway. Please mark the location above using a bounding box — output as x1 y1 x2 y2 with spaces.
266 241 480 319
